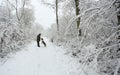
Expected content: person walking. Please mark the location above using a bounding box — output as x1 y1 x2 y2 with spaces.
37 33 41 47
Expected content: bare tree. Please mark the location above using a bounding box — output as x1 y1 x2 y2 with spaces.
6 0 26 22
56 0 59 34
75 0 80 29
116 0 120 54
114 0 120 48
116 0 120 25
41 0 59 34
75 0 81 36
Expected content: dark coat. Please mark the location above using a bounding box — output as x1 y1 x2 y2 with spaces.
37 34 41 42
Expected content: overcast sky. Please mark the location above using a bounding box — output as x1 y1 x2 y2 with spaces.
31 0 56 30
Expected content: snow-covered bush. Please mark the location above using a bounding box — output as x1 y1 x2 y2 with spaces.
0 17 24 58
0 0 35 58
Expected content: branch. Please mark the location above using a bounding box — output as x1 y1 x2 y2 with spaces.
66 0 117 31
6 0 16 9
19 0 26 20
41 0 55 9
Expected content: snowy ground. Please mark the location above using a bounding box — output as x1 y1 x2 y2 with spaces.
0 38 80 75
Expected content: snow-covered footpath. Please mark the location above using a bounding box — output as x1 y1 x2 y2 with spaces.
0 38 80 75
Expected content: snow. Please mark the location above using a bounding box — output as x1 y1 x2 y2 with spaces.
0 38 80 75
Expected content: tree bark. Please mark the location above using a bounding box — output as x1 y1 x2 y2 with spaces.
56 0 59 34
75 0 80 29
117 1 120 44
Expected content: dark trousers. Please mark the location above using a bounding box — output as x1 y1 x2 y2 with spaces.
37 41 40 47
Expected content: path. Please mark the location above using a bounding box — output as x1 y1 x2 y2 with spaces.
0 38 80 75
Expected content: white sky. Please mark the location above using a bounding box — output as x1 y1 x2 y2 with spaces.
31 0 56 29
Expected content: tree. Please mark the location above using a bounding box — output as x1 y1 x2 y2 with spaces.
56 0 59 33
75 0 80 29
0 5 25 57
41 0 59 34
117 1 120 47
6 0 27 22
20 8 34 26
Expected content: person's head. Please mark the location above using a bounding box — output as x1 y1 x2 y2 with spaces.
41 38 43 40
39 33 41 36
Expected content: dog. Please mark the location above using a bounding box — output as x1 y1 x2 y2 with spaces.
41 38 46 47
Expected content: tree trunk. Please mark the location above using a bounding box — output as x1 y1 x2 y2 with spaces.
75 0 80 29
56 0 59 34
117 1 120 45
